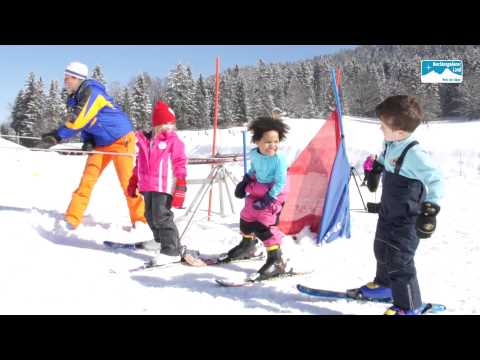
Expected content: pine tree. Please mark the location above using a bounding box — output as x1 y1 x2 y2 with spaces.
12 73 45 146
192 74 209 129
359 64 384 116
416 82 442 122
44 80 66 130
285 74 309 118
270 63 287 114
295 62 316 117
218 75 234 128
206 80 216 128
143 73 164 105
230 66 248 125
10 89 26 138
439 83 461 117
117 87 133 119
130 73 152 131
451 46 480 119
1 122 12 136
31 77 47 136
342 59 365 116
91 65 107 86
454 78 480 119
313 60 329 116
109 81 125 104
165 64 197 130
249 59 274 119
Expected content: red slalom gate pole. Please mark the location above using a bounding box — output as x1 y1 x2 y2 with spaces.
207 56 220 221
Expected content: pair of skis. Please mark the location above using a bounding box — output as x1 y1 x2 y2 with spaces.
104 240 309 283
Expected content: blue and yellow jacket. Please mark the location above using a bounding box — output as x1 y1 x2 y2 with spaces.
57 79 133 146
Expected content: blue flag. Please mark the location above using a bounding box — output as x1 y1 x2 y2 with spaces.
317 69 351 244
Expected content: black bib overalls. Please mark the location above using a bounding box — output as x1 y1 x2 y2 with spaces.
373 141 426 310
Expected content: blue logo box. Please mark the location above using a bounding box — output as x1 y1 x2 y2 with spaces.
421 60 463 83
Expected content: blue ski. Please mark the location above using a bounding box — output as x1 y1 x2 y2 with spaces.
104 241 144 250
297 284 446 314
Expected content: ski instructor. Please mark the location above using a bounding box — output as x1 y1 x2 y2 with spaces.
39 61 146 230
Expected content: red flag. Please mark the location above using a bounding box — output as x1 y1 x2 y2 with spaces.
278 111 340 235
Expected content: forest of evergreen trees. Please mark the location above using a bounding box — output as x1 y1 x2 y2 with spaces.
3 45 480 146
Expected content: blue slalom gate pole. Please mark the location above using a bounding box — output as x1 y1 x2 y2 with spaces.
242 130 247 174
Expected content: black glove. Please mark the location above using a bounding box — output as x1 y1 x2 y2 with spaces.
82 138 95 151
367 202 381 214
234 174 252 199
416 202 440 239
365 160 384 192
253 193 275 210
39 130 61 149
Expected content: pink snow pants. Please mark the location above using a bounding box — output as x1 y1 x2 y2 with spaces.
240 180 288 247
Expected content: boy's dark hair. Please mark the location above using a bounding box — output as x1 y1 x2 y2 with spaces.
375 95 424 132
248 117 290 143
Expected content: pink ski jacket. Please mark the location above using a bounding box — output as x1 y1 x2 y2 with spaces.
133 130 187 195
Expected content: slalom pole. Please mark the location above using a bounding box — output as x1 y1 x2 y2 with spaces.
242 130 247 175
331 68 344 136
207 56 221 221
317 68 346 245
0 134 42 140
0 146 133 157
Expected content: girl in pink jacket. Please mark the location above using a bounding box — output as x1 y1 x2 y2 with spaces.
127 101 187 265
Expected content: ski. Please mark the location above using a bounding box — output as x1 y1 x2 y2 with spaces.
128 260 184 273
104 241 147 250
128 253 266 273
201 253 265 266
104 241 265 266
296 284 446 314
216 269 313 288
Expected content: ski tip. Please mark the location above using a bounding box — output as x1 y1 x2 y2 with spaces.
425 303 447 313
182 254 208 267
215 278 252 287
103 241 138 249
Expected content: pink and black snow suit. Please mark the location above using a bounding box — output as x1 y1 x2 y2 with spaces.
132 130 187 256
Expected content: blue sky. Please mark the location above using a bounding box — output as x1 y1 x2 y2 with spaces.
0 45 357 124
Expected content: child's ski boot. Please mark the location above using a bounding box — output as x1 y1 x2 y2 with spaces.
384 305 422 315
218 235 259 263
249 246 286 281
354 281 393 301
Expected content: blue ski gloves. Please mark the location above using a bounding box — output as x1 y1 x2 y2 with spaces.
416 202 440 238
234 174 252 199
253 193 275 210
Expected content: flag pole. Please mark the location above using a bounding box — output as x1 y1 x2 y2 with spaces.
207 56 220 221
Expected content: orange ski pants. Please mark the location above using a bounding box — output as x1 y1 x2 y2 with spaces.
65 132 146 228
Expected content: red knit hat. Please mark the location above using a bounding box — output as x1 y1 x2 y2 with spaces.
152 101 176 126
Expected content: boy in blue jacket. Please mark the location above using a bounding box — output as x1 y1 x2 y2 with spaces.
360 95 444 315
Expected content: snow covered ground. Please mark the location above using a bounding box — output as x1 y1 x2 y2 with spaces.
0 116 478 315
